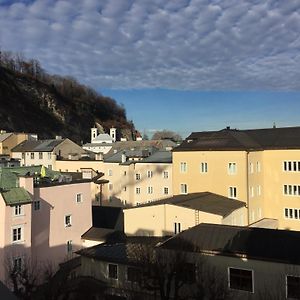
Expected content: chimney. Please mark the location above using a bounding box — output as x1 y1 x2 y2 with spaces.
226 126 230 130
121 151 127 163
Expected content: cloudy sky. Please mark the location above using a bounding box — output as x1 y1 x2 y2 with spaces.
0 0 300 136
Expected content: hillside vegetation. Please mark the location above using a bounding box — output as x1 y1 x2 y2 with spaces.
0 50 135 143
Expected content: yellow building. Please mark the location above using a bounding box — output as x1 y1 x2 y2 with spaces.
0 131 28 156
172 126 300 230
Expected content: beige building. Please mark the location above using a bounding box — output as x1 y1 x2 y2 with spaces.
11 138 87 170
172 126 300 230
0 131 28 156
124 192 246 236
103 150 173 206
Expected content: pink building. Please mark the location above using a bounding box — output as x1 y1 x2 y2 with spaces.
0 166 93 283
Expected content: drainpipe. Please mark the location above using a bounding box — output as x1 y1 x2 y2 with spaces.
246 151 250 225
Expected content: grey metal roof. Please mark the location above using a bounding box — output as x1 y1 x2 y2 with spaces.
12 139 64 152
106 140 176 156
138 150 172 163
160 223 300 265
126 192 245 217
174 126 300 152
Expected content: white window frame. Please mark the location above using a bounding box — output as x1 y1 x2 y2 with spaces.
257 185 261 196
256 161 261 172
30 152 34 159
39 152 43 159
163 171 169 179
136 187 141 194
13 205 23 216
250 186 254 198
228 267 254 293
229 186 237 199
147 186 153 194
65 215 72 227
109 183 113 191
180 162 187 173
135 173 141 180
163 187 169 195
12 226 23 243
147 170 153 178
200 162 208 173
48 152 52 159
249 162 254 174
180 183 188 195
108 169 113 176
228 162 237 175
76 193 83 203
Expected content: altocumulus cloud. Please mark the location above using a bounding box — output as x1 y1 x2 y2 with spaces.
0 0 299 90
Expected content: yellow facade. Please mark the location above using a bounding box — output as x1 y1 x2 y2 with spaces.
173 149 300 230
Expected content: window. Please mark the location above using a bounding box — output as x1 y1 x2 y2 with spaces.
123 186 127 192
38 152 43 159
127 267 141 282
249 162 254 173
250 186 254 198
228 162 237 175
287 275 300 299
147 170 153 178
108 169 113 176
108 264 118 279
284 184 300 196
284 161 300 172
284 208 300 220
12 227 22 243
257 185 261 196
22 153 25 159
180 184 188 194
200 162 208 173
256 161 261 172
135 173 141 180
13 257 22 271
147 186 153 194
30 152 34 159
228 267 253 293
163 171 169 179
180 162 187 173
65 215 72 227
229 187 237 199
136 187 141 194
109 183 113 191
48 153 51 159
174 222 181 234
76 193 82 203
124 171 127 176
33 200 40 211
163 187 169 195
67 240 72 253
14 205 22 216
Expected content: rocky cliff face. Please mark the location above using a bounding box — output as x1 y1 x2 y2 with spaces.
0 66 135 143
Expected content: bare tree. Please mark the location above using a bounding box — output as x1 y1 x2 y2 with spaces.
152 130 182 142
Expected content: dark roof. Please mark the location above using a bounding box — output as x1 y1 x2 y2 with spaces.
174 126 300 151
81 228 115 241
160 223 300 265
12 139 64 152
92 206 123 229
78 236 167 264
0 281 18 300
126 192 245 217
138 150 172 163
